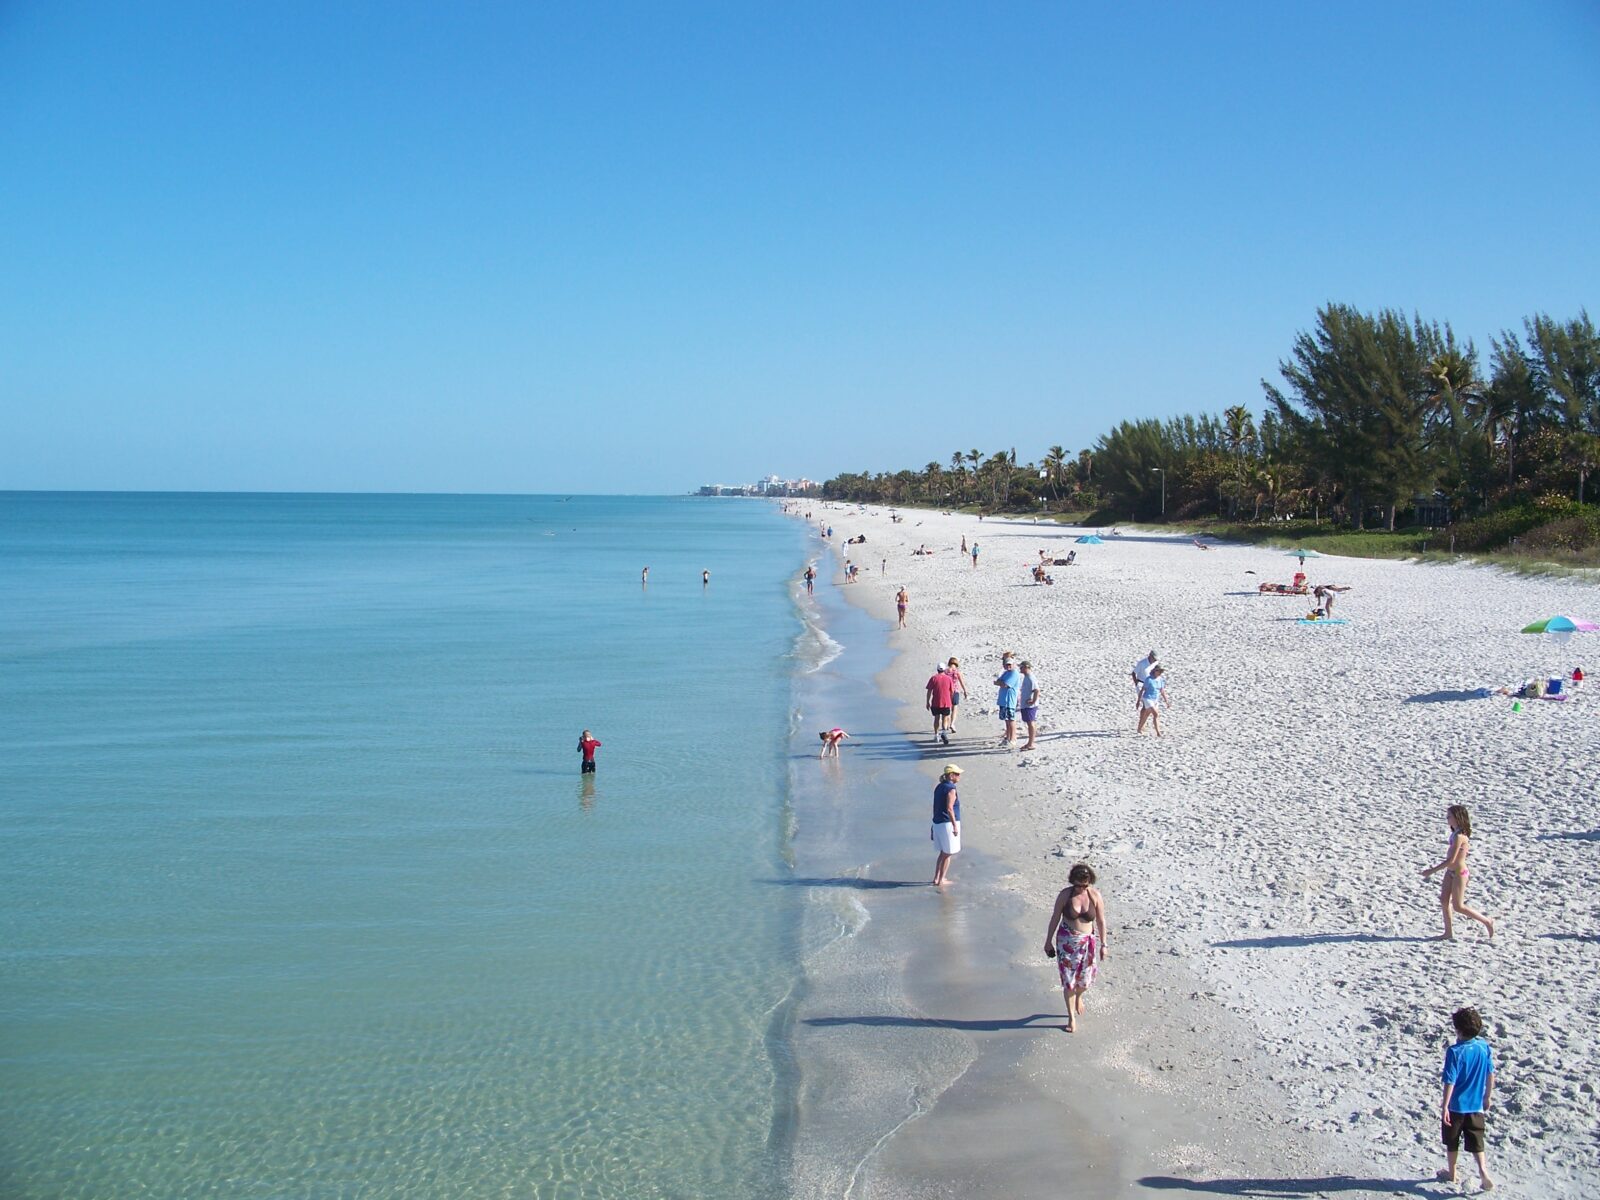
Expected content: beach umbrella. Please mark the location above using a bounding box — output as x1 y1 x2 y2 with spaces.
1075 534 1104 544
1283 548 1322 559
1520 616 1599 635
1520 617 1596 691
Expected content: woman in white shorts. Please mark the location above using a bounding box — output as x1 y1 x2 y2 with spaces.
931 764 963 886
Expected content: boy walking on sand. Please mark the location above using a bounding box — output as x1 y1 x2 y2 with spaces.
1438 1006 1496 1191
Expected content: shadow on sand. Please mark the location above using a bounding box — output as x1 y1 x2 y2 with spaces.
1537 829 1600 842
1402 689 1495 704
1138 1174 1435 1196
1213 932 1432 950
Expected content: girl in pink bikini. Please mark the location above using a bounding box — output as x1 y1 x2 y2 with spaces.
1420 804 1495 941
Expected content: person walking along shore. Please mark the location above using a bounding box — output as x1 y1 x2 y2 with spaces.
1044 863 1106 1033
931 764 962 886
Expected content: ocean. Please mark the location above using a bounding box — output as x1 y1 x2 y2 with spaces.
0 492 828 1199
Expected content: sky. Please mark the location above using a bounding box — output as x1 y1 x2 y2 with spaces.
2 1 1597 494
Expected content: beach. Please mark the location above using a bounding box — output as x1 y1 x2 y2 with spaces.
792 504 1599 1198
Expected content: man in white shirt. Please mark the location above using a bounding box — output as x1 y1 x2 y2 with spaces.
1131 651 1158 709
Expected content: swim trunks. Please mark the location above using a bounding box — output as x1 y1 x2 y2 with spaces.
581 761 595 774
1020 706 1038 723
999 705 1018 721
1442 1111 1485 1154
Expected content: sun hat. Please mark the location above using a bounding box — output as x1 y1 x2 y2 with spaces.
943 763 963 774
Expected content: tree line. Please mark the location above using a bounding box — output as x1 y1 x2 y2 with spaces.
821 305 1599 533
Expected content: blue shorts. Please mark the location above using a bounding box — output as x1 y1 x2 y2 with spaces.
1020 706 1038 723
999 705 1018 721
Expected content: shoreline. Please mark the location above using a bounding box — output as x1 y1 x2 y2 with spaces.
780 501 1598 1198
778 510 1331 1198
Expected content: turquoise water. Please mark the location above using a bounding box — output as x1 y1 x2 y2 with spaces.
0 493 811 1199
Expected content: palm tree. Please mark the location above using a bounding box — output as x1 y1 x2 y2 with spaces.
966 450 982 505
1043 445 1068 503
1222 405 1256 517
1426 344 1482 515
923 461 943 504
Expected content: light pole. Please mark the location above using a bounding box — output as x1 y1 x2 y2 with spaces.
1151 467 1166 518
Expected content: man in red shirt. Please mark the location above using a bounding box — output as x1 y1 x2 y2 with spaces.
577 730 601 774
926 666 955 745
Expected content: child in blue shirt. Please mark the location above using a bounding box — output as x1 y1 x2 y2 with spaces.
1438 1006 1495 1191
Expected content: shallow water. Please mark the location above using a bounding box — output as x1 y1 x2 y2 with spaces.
1 492 810 1199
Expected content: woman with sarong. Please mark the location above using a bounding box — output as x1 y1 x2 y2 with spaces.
1044 863 1107 1033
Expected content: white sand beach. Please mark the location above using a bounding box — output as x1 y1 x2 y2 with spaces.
804 504 1599 1198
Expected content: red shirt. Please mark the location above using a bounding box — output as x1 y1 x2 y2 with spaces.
926 672 954 707
579 737 601 762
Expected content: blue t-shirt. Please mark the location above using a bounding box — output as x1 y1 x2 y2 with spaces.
933 780 960 824
1140 676 1165 705
996 669 1021 708
1442 1038 1494 1113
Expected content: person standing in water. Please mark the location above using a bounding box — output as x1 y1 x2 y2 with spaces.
1043 863 1106 1033
577 730 602 774
641 566 649 585
804 565 816 594
931 764 963 886
702 569 710 586
896 586 909 628
1421 805 1495 940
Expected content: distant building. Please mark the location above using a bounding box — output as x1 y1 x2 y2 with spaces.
695 476 820 498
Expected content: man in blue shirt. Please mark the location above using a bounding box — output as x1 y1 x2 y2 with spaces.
993 656 1022 747
1438 1006 1496 1191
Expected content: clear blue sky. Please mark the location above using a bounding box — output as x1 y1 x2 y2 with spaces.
3 2 1596 493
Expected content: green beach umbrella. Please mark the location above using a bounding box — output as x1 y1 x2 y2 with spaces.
1284 548 1322 559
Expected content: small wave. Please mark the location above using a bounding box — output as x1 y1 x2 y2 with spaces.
791 610 844 674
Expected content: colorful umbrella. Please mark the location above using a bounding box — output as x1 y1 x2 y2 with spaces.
1521 617 1599 634
1075 534 1104 544
1284 548 1322 558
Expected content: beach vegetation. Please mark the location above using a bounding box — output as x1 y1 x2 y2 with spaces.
820 304 1600 564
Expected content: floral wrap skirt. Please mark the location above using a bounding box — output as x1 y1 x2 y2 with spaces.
1055 928 1098 992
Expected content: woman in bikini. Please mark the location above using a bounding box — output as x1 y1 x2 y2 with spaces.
1420 804 1495 941
1043 863 1107 1033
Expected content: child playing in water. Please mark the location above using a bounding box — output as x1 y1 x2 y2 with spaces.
818 728 850 758
1420 804 1495 940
